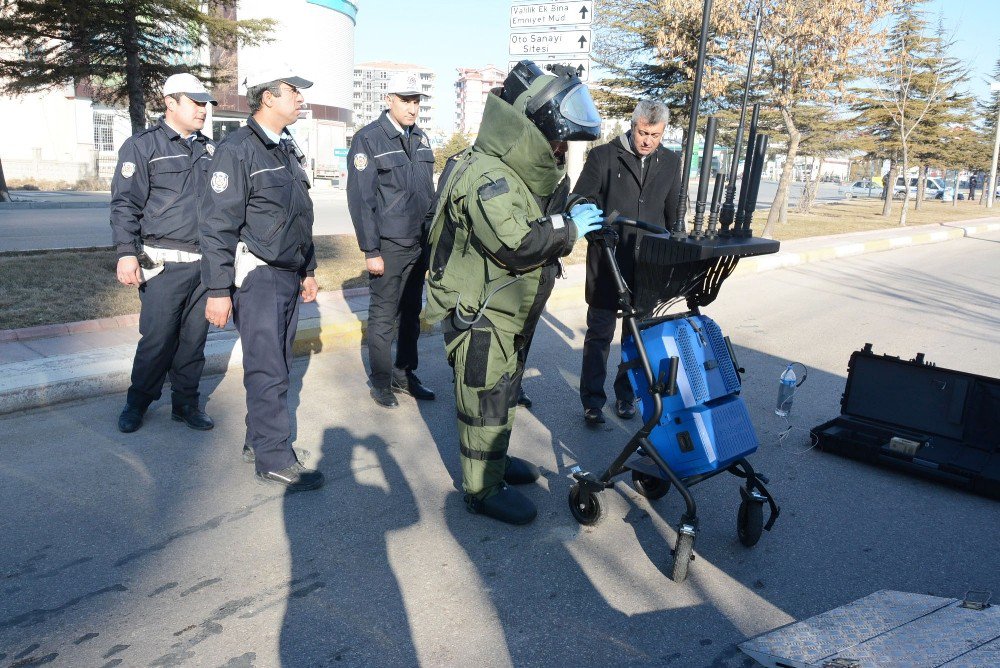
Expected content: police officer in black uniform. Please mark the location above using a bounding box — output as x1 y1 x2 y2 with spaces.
347 72 436 408
111 73 218 434
199 64 323 492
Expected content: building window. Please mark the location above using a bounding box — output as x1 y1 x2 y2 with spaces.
213 119 243 141
93 111 114 152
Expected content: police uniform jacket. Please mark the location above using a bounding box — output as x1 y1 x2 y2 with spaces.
199 117 316 298
347 111 435 258
110 118 215 259
573 133 682 310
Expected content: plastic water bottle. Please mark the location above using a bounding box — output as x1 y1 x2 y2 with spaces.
775 365 796 417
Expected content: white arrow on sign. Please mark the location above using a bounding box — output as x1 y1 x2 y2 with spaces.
509 30 592 56
509 2 593 29
509 58 591 82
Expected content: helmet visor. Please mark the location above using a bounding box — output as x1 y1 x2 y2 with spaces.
558 84 601 129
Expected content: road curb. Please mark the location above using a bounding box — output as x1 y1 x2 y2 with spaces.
1 220 997 416
731 221 999 275
0 201 111 210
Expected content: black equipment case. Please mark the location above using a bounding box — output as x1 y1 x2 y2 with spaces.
812 344 1000 499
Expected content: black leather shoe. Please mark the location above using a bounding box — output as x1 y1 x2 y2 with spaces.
465 484 536 525
171 405 214 431
255 463 324 492
517 386 532 408
615 399 637 420
391 372 436 401
243 444 309 464
584 408 606 425
371 387 399 408
117 404 146 433
504 455 541 485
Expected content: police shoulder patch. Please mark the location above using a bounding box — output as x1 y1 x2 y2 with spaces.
211 171 229 193
206 143 215 156
477 177 509 202
121 162 136 178
354 153 369 171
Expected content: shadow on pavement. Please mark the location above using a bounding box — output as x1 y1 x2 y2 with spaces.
278 426 420 666
2 276 999 665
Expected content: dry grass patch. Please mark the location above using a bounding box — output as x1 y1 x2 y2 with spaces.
0 236 370 330
773 199 998 240
0 247 136 330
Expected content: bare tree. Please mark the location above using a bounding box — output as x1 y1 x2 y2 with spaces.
757 0 894 239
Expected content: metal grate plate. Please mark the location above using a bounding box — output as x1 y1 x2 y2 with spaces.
739 591 1000 668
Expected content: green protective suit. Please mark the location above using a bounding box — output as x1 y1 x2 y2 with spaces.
424 84 581 501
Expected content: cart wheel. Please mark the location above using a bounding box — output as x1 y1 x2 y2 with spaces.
568 483 603 526
737 499 764 547
632 470 670 500
671 531 695 583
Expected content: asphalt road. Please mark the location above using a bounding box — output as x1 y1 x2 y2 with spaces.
0 190 354 252
1 230 997 667
0 182 844 252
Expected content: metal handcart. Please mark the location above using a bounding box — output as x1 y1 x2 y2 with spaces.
567 217 782 582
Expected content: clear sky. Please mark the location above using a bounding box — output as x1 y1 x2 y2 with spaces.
353 0 1000 134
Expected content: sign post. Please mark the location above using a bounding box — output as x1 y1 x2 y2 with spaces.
509 0 597 184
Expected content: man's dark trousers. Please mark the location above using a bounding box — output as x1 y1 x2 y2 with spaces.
516 262 558 372
233 266 301 474
579 305 634 410
367 237 424 389
127 261 209 410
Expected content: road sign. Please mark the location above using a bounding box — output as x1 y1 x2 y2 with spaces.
509 29 592 57
509 58 592 82
509 2 593 29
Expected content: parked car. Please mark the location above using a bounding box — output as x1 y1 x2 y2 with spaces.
841 180 881 198
893 176 953 201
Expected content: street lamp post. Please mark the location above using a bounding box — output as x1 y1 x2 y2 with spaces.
987 81 1000 209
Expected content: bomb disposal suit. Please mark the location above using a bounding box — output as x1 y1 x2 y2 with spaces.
424 62 604 525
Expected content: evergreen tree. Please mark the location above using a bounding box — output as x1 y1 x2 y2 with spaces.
592 0 748 140
0 0 272 134
909 18 974 208
869 1 951 225
795 105 866 213
434 133 471 174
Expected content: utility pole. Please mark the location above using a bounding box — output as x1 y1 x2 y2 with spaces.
987 81 1000 209
0 159 10 202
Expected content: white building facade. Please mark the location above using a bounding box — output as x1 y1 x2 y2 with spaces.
352 61 435 132
0 0 357 184
454 65 506 136
0 81 132 183
211 0 356 179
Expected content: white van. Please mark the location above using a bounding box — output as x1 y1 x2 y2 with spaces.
894 176 951 200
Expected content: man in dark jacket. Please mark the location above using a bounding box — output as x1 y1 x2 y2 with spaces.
111 73 217 434
200 64 323 492
573 100 682 425
347 72 436 409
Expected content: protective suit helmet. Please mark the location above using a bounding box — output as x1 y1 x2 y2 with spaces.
500 60 602 141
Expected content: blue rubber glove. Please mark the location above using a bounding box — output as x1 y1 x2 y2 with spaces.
569 203 604 239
